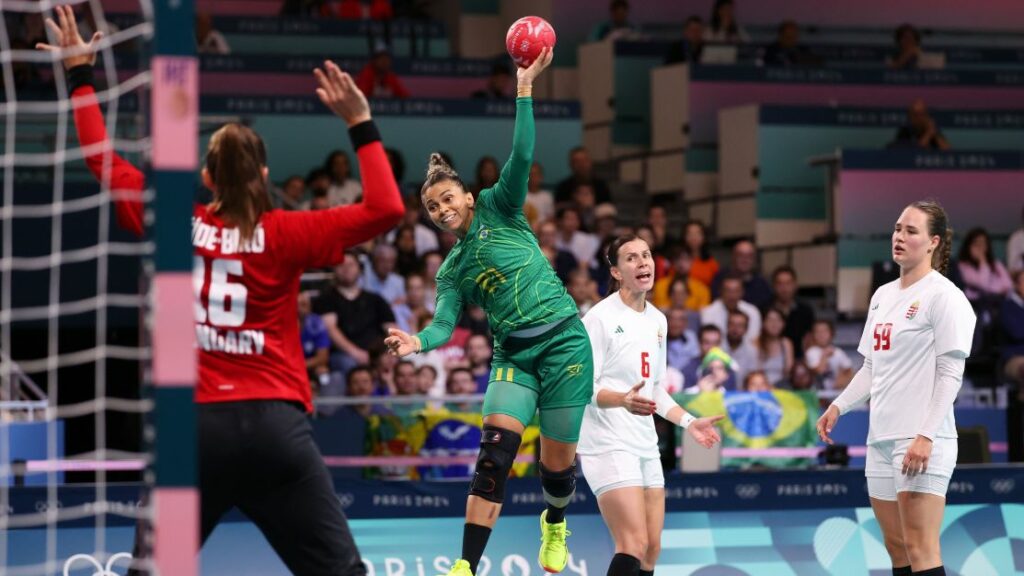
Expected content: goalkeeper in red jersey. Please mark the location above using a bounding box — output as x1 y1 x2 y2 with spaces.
39 6 404 574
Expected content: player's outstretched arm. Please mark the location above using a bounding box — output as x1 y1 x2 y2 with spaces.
489 48 553 215
278 61 404 268
38 5 145 237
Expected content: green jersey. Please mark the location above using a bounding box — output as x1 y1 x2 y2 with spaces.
417 98 578 351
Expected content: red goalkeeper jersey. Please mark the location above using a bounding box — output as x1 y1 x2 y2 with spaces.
72 81 404 411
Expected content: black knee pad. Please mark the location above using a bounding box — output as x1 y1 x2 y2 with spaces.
539 461 576 507
469 425 522 503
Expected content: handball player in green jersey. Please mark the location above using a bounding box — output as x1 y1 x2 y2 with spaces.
385 48 592 576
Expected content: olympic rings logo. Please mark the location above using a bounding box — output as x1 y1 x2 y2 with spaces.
63 552 132 576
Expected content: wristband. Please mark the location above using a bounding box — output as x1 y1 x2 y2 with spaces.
68 64 95 94
348 120 381 149
680 413 696 429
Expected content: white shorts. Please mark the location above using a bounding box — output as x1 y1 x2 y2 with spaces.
865 438 957 501
578 451 665 498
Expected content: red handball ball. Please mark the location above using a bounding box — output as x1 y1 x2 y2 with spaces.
506 16 556 68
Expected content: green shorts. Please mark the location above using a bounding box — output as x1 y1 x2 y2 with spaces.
481 316 594 443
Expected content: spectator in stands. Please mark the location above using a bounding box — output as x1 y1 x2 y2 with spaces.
711 239 773 310
768 265 815 359
465 334 493 392
393 225 419 276
683 220 719 288
762 20 820 67
743 371 772 393
306 167 331 197
1000 271 1024 385
417 364 440 396
473 62 512 100
682 325 732 389
567 268 599 317
646 203 673 255
445 368 478 412
277 175 307 210
299 291 330 391
686 347 737 393
665 16 705 64
756 307 793 387
889 98 950 150
324 150 364 206
309 188 331 210
1009 206 1024 275
555 146 612 205
537 220 579 283
590 0 637 41
355 42 411 99
571 183 598 232
526 163 555 225
385 147 417 197
422 250 443 311
345 366 391 420
459 305 491 337
889 23 922 69
653 247 711 311
666 308 700 374
804 320 853 390
958 227 1013 302
364 243 406 305
370 341 399 396
705 0 749 43
473 156 500 197
391 360 424 421
784 361 814 391
723 310 758 381
315 251 397 379
195 11 230 54
702 273 761 344
392 274 431 333
388 196 440 258
555 206 600 269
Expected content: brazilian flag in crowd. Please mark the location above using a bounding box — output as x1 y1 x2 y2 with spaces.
675 390 820 468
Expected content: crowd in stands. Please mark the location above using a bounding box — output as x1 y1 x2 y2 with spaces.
268 140 1024 427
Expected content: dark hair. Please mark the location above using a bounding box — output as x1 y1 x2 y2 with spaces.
894 23 921 46
742 370 769 391
727 308 749 326
569 145 587 159
957 227 994 269
685 15 703 27
668 275 689 302
324 150 350 182
346 364 373 387
446 367 474 385
710 0 738 35
205 123 271 242
305 167 329 187
396 359 416 372
474 155 499 192
420 152 466 196
605 233 646 293
771 264 797 283
720 271 745 288
556 206 580 221
813 319 835 336
490 61 511 76
777 19 798 36
698 324 722 338
684 219 711 261
757 307 786 358
908 199 953 275
610 0 629 11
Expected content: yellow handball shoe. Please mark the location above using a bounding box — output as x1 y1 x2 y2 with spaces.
441 559 474 576
538 510 571 573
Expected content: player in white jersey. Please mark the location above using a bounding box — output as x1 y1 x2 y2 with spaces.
578 235 723 576
817 200 975 576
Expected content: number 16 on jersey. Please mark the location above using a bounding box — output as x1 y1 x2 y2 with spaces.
194 256 247 327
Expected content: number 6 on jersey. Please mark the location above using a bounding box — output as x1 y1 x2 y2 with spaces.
194 256 248 327
640 351 650 378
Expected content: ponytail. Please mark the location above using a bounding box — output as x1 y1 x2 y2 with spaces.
420 152 465 196
205 123 271 242
908 199 952 276
605 233 641 293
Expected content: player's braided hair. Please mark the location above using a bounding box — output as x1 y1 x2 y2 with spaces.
420 152 465 195
909 199 953 275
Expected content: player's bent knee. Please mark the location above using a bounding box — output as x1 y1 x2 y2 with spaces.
539 461 576 508
469 425 522 503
